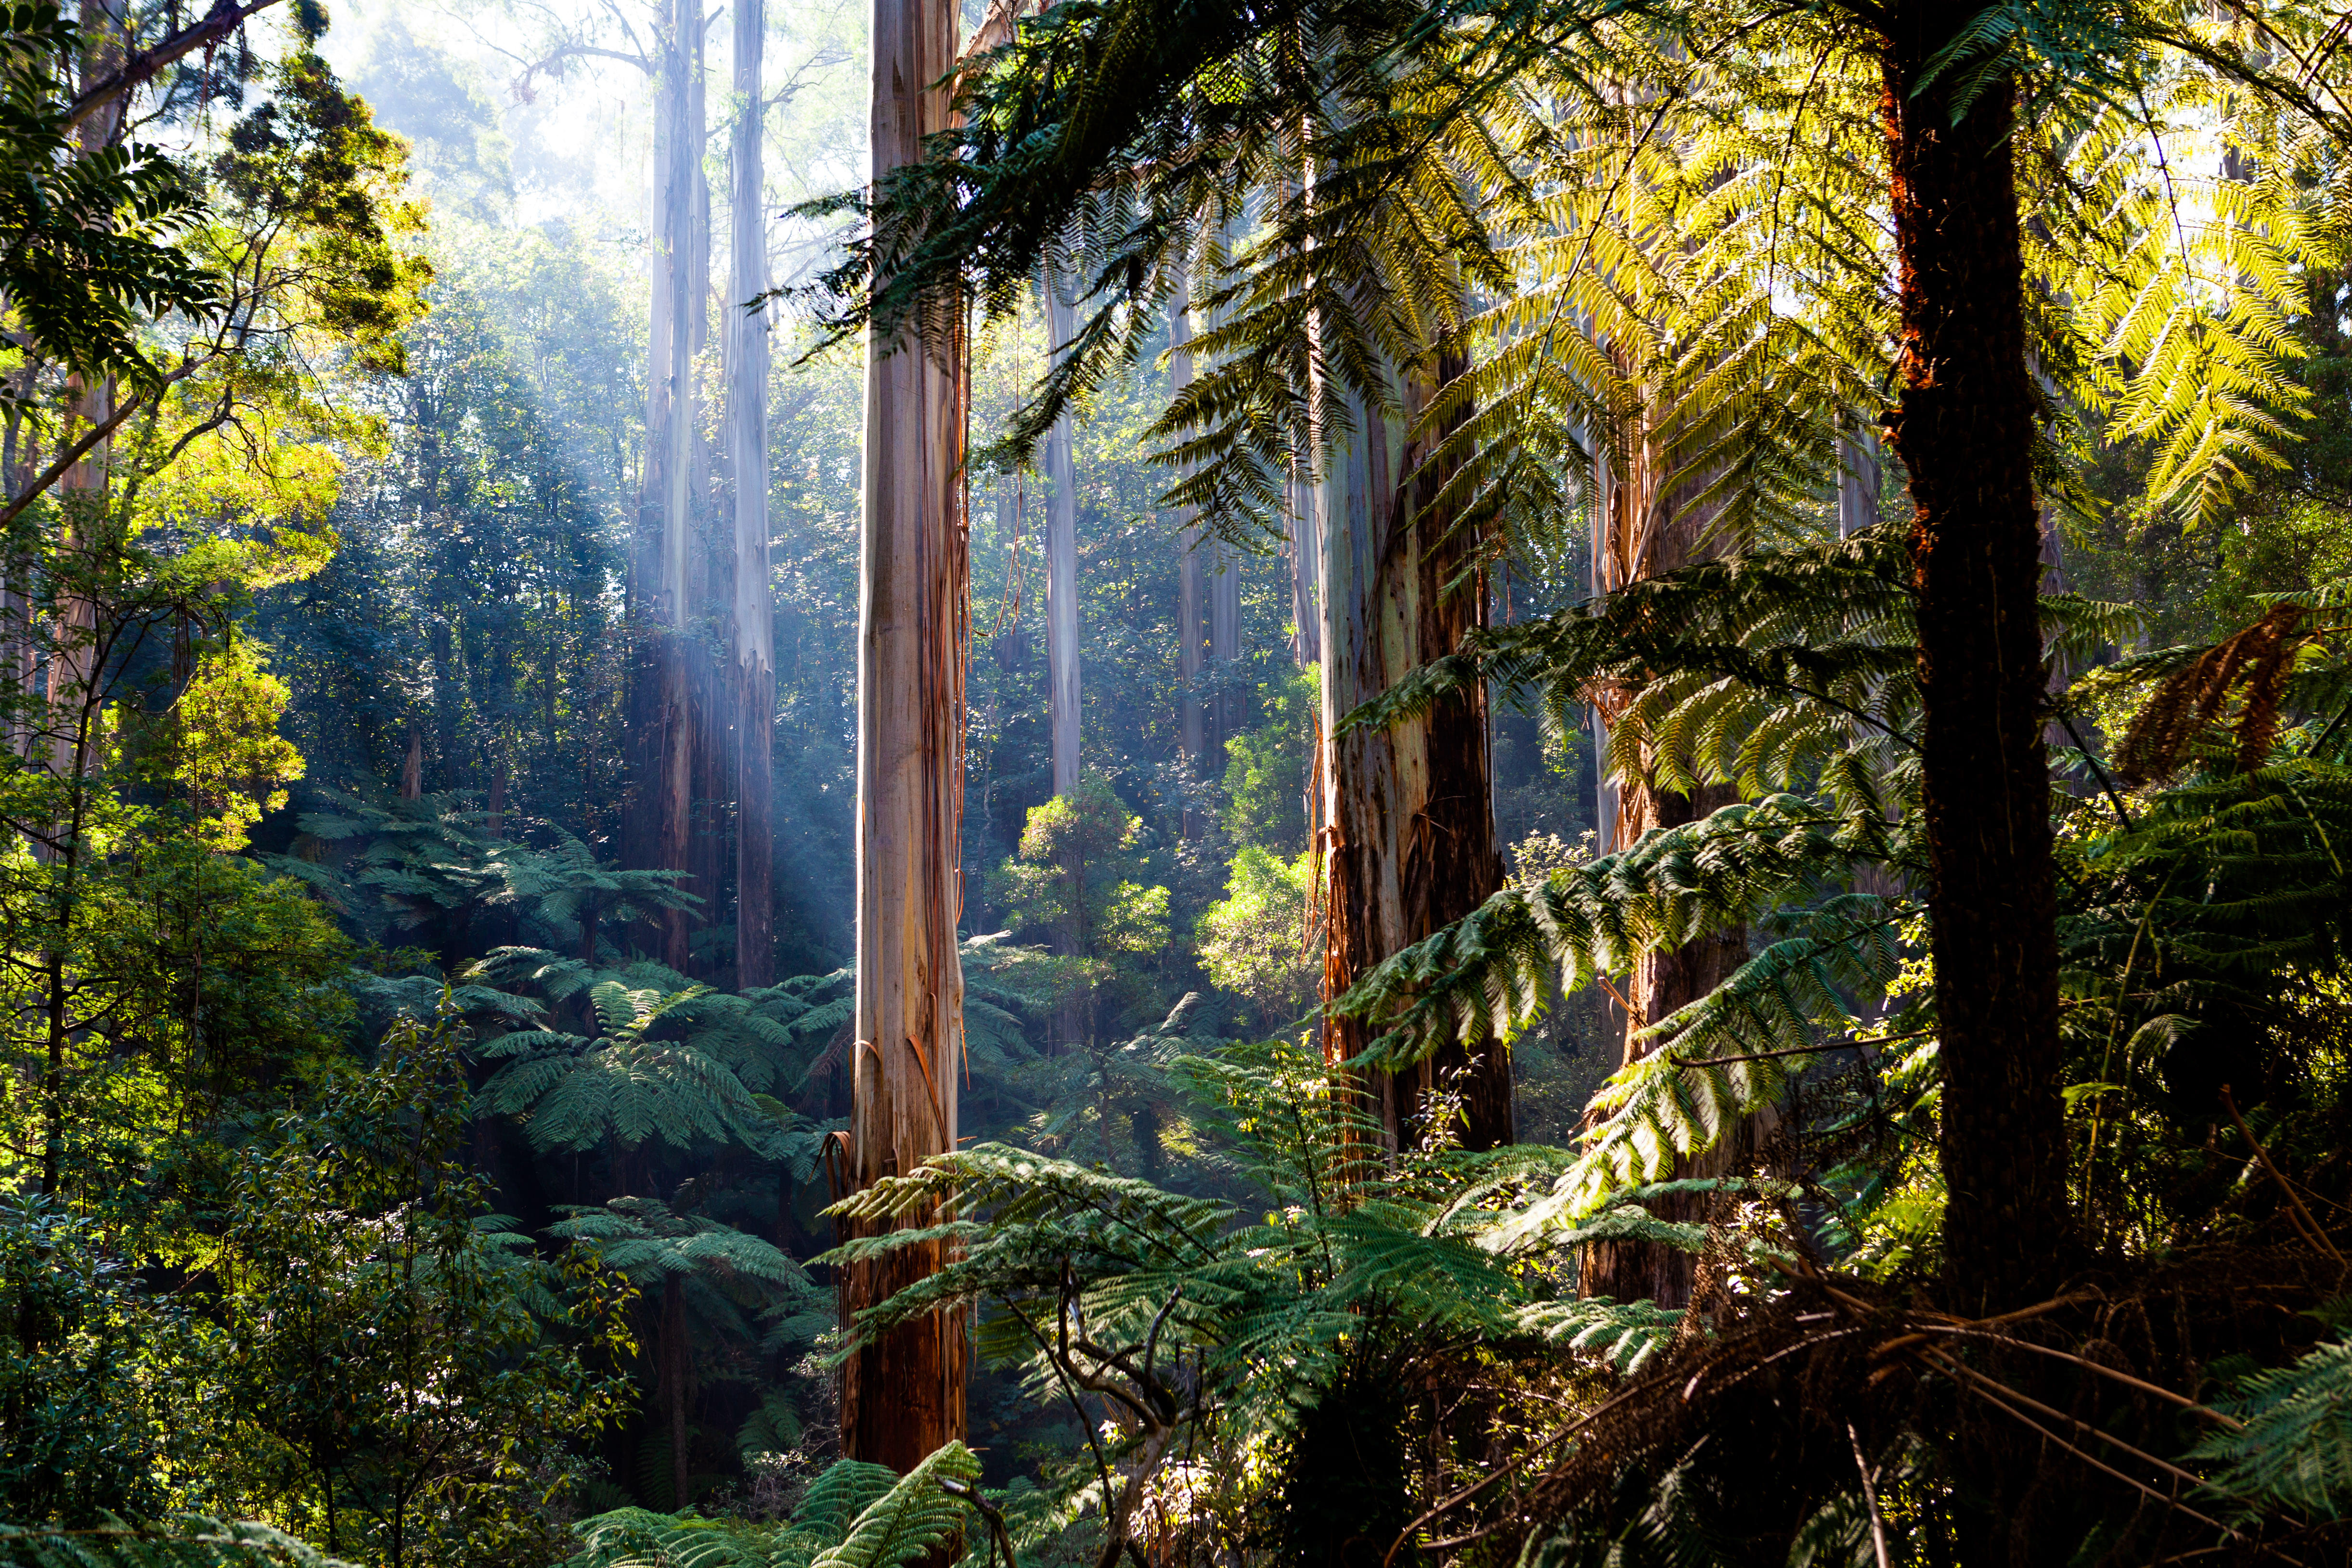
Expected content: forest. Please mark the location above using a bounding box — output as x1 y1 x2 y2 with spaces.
6 0 2352 1564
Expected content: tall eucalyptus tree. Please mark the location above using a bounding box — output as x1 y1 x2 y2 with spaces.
731 0 775 988
843 0 970 1475
1041 269 1081 796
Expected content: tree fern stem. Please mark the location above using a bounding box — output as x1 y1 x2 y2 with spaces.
1880 14 2068 1322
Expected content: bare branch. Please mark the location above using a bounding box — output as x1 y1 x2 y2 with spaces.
65 0 287 134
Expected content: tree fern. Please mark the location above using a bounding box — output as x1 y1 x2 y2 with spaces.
572 1446 985 1568
0 1520 354 1568
2189 1333 2352 1519
466 964 821 1160
808 0 2346 570
551 1198 812 1306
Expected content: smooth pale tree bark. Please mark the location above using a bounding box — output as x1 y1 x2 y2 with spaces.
48 0 123 788
627 0 711 973
731 0 775 989
1208 535 1241 750
1168 271 1208 809
844 0 967 1475
1288 441 1320 668
1041 268 1081 796
1317 357 1510 1154
1177 535 1206 771
1838 415 1880 539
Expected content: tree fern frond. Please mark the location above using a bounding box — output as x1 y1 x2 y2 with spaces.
0 1521 355 1568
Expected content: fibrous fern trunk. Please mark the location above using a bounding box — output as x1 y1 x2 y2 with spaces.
844 0 968 1475
1880 13 2065 1317
1318 355 1510 1153
664 1273 689 1509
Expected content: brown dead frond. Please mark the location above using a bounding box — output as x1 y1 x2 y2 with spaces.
1404 1241 2352 1566
2117 606 2312 787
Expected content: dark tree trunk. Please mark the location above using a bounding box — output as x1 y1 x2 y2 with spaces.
1881 20 2068 1559
1880 16 2066 1318
664 1275 689 1509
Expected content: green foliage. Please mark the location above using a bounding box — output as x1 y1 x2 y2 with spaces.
0 5 221 389
213 1006 635 1566
552 1197 814 1319
996 773 1172 960
1196 845 1318 1028
470 974 806 1158
1221 666 1315 853
271 791 697 962
824 1039 1593 1563
993 772 1174 1042
571 1444 986 1568
2195 1329 2352 1518
0 1196 187 1524
0 1519 354 1568
208 46 432 376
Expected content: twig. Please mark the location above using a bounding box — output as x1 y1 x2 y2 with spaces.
1921 1348 2210 1493
2055 704 2135 829
1592 971 1635 1015
940 1477 1019 1568
2221 1085 2345 1266
1929 1351 2285 1561
1380 1381 1655 1568
1674 1028 1932 1069
1887 1324 2242 1429
1848 1424 1892 1568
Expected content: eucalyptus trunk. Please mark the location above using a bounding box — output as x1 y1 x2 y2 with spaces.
631 0 710 973
1170 274 1207 792
843 0 968 1474
1207 536 1240 752
48 2 121 790
1288 442 1320 669
1837 415 1880 539
1318 356 1510 1154
1578 374 1753 1309
1041 268 1080 797
731 0 775 989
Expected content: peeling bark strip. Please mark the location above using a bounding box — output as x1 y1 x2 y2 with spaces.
1880 18 2066 1315
844 0 968 1473
1318 354 1509 1154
